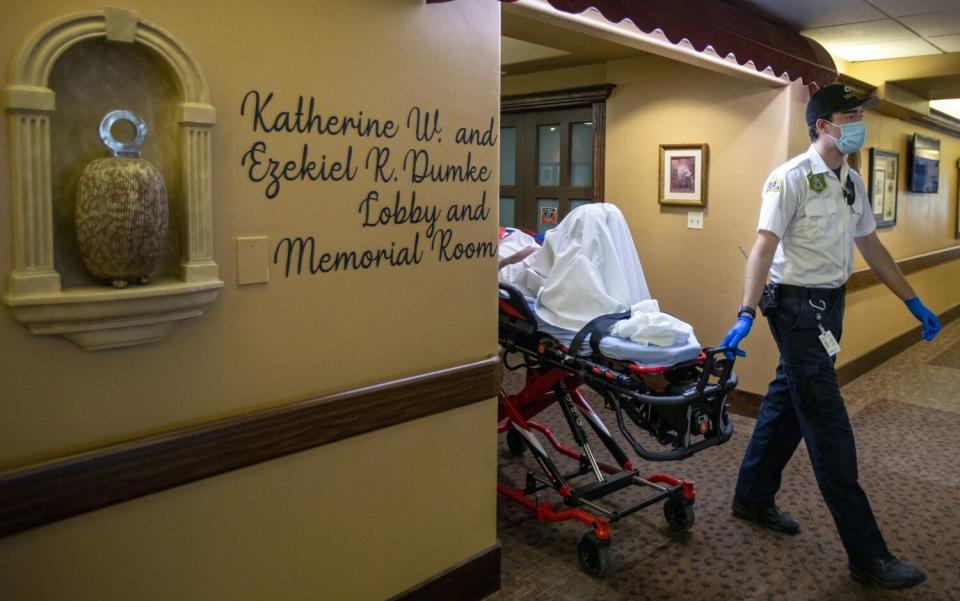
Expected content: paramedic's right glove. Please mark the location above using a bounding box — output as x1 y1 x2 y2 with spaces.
721 316 753 358
904 297 940 341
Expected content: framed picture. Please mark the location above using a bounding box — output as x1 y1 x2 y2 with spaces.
659 143 708 207
868 148 899 228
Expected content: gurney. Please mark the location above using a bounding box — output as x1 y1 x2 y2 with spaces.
496 204 736 576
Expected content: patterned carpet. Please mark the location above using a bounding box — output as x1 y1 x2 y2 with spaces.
928 339 960 371
497 318 960 601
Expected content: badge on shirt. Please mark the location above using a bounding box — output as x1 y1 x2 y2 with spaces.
765 176 782 193
807 173 827 193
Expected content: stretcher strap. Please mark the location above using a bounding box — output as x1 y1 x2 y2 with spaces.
569 311 631 357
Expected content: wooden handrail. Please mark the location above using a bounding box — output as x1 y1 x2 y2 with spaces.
848 245 960 292
0 357 499 538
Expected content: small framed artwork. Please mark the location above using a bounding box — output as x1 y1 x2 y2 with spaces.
868 148 899 228
659 143 708 207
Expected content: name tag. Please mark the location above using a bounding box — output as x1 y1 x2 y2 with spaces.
819 330 841 356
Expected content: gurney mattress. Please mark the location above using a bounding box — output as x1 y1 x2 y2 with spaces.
528 301 702 368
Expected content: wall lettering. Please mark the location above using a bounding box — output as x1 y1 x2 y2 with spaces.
239 90 496 277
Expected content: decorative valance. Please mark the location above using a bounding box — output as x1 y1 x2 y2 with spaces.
430 0 837 87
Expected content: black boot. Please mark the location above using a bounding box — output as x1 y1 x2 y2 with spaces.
731 497 800 535
849 557 926 590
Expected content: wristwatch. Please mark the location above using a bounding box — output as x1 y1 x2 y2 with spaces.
738 305 757 319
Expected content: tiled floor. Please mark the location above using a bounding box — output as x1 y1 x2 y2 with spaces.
497 318 960 601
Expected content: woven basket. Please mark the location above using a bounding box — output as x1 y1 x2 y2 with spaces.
76 157 168 287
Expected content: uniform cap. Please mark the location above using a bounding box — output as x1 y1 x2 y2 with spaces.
806 84 879 127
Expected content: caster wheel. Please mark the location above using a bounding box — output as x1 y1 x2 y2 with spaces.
577 532 611 577
506 428 526 457
664 496 695 532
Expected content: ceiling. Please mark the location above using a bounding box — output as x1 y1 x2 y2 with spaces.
723 0 960 119
501 12 645 75
501 0 960 120
725 0 960 62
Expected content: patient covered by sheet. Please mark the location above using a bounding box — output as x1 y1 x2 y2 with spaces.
499 203 696 352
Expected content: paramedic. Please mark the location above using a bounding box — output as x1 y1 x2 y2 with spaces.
721 84 940 590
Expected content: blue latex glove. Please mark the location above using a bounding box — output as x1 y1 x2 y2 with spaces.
721 315 753 358
905 297 940 341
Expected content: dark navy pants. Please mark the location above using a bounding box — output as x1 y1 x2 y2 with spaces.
734 285 890 563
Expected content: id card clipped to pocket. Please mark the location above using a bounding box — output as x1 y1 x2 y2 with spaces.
819 329 841 357
811 299 840 357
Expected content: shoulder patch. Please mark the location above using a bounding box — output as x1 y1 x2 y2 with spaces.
765 176 782 193
807 172 827 193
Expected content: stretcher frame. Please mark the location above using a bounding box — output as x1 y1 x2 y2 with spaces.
497 282 737 576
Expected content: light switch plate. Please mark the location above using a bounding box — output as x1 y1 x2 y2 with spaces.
687 211 704 229
237 236 270 285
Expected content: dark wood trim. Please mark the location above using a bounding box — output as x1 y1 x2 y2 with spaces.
0 357 500 538
847 245 960 292
388 544 500 601
837 302 960 386
592 101 606 201
500 87 616 224
501 84 615 114
501 106 596 230
729 303 960 408
907 114 960 139
727 389 763 418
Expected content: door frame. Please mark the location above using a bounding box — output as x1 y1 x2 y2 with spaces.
501 84 615 203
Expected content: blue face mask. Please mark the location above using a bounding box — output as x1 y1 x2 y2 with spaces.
825 120 866 154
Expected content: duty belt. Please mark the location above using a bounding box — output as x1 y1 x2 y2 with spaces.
773 283 845 302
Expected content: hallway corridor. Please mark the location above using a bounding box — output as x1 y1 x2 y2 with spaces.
498 319 960 601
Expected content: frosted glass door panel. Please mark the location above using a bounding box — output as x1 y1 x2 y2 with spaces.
500 127 516 186
571 122 593 187
499 197 516 228
538 125 560 186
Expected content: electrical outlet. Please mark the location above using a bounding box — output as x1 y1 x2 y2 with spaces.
687 211 704 230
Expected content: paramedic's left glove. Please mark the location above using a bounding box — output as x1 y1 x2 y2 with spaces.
721 316 753 358
904 297 940 341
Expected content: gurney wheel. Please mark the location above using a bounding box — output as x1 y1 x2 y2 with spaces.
506 429 526 457
663 496 695 532
577 532 610 577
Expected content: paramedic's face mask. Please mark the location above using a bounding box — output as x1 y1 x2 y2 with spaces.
821 112 865 154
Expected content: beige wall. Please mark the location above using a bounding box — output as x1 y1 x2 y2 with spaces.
603 56 798 393
502 63 607 96
503 56 960 393
0 401 498 601
843 111 960 360
0 1 499 599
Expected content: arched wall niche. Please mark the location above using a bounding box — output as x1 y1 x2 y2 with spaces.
51 38 185 289
2 7 222 351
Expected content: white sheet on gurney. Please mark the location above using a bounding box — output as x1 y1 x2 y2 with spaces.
529 300 703 367
500 204 650 332
498 227 537 263
499 204 694 348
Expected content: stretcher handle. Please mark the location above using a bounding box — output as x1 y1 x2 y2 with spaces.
607 389 735 461
631 420 734 461
533 338 738 407
585 372 737 408
498 283 537 323
698 346 736 396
